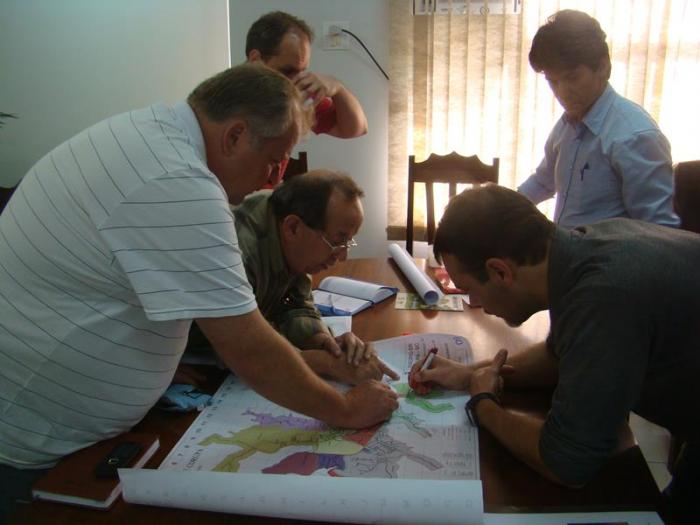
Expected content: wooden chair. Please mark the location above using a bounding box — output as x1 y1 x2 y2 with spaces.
673 160 700 234
284 151 308 180
406 152 499 254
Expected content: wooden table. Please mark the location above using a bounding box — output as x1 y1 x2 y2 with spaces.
10 258 664 524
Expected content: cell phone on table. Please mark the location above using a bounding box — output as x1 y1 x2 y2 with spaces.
94 441 143 479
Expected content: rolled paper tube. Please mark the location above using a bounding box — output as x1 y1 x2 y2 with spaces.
388 243 442 305
120 470 481 525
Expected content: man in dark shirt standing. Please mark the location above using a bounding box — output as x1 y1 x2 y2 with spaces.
411 184 699 524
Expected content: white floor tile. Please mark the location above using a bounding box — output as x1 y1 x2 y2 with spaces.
637 431 671 463
630 414 672 463
629 413 674 493
647 461 672 492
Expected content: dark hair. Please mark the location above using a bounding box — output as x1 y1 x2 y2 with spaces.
434 185 555 282
529 10 609 73
188 62 310 142
269 170 364 229
245 11 314 59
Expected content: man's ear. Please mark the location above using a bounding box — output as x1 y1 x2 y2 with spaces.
598 56 612 80
485 258 515 285
280 214 305 241
248 49 262 62
222 119 247 157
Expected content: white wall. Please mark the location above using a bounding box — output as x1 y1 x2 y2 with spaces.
229 0 390 258
0 0 230 186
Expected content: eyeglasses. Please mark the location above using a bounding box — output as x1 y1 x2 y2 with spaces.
317 231 358 253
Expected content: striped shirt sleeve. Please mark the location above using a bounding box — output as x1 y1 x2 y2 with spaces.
98 171 257 321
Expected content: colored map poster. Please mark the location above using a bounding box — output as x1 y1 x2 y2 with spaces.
160 333 478 480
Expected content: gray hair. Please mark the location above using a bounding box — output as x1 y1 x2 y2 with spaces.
187 62 311 145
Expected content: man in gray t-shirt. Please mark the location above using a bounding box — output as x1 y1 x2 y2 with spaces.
410 184 699 524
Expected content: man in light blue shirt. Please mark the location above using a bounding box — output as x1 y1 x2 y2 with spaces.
518 10 679 229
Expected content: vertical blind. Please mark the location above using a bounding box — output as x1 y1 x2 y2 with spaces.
388 0 700 240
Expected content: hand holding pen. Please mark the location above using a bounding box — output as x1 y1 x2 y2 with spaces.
409 349 476 395
408 347 438 396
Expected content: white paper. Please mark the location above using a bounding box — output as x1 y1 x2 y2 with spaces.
120 470 483 524
318 276 396 302
159 334 478 479
120 334 482 523
322 315 352 336
388 243 442 305
313 289 370 315
484 511 663 525
314 277 397 316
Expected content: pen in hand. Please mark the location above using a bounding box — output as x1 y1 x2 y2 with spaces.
408 347 438 395
419 348 437 373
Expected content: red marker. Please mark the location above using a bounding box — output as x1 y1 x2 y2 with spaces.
409 347 438 391
419 347 438 372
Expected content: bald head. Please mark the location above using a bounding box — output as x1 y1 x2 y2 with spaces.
270 170 364 229
271 170 365 275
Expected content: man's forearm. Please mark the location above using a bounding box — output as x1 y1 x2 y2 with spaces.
330 85 368 138
466 342 558 389
475 400 566 485
517 172 554 204
278 312 329 349
503 341 559 388
197 312 349 426
300 349 333 376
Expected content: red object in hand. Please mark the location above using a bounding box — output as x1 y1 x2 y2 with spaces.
312 97 336 134
409 347 437 391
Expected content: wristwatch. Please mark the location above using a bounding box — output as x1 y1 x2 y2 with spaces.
465 392 500 428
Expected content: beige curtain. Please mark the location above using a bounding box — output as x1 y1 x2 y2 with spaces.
388 0 700 241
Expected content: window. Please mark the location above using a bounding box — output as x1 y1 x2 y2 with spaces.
388 0 700 241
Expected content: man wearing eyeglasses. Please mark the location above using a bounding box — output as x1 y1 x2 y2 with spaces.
229 170 398 385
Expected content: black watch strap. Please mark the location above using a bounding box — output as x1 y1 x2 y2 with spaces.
465 392 500 428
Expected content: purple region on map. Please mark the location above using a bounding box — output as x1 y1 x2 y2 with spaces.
262 452 346 475
242 409 326 431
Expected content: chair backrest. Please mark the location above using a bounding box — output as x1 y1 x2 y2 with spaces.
284 151 308 180
406 152 499 254
673 160 700 234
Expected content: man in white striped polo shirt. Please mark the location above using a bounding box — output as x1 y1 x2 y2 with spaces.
0 63 398 516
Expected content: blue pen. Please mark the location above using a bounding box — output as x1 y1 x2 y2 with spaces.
580 162 590 180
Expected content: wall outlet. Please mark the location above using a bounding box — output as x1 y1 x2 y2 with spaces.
323 21 350 50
